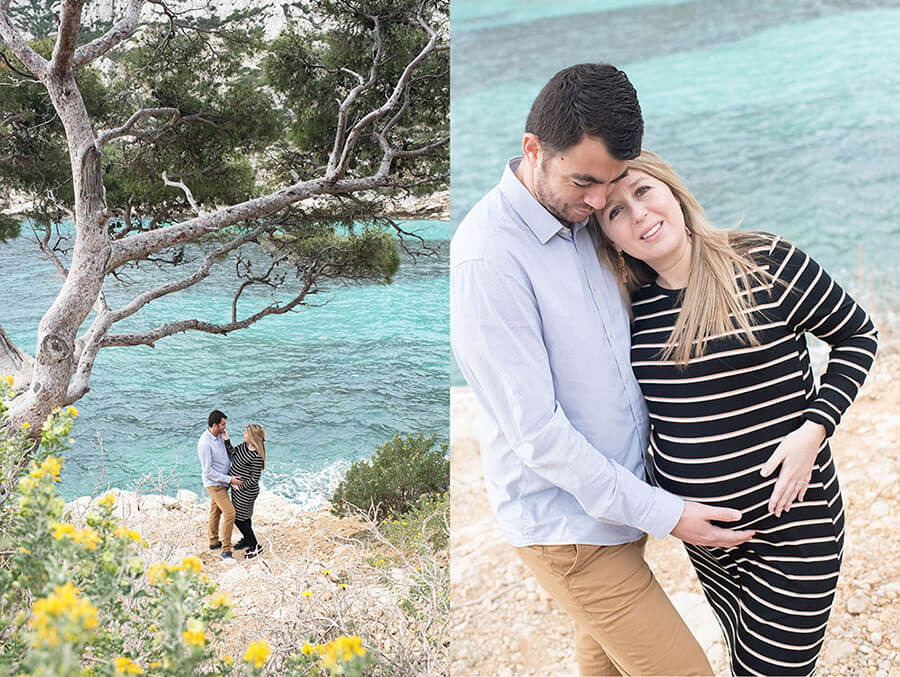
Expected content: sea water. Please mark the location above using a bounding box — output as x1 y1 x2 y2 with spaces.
451 0 900 385
0 220 450 506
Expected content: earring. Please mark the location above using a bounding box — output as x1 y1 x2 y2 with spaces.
685 225 692 236
616 249 627 284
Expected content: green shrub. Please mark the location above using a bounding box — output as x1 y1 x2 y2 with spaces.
330 433 449 519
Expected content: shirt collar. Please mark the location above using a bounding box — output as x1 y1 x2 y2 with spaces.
204 429 217 442
500 156 590 244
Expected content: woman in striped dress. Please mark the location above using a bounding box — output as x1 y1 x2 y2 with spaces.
224 424 267 557
595 150 877 676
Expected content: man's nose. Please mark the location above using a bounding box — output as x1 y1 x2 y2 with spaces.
583 187 607 210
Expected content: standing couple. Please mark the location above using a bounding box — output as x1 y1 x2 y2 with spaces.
450 64 878 676
197 410 267 560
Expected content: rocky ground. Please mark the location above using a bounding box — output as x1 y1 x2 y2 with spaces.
449 330 900 676
66 489 449 674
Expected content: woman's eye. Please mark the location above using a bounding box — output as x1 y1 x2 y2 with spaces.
608 206 622 220
636 185 651 196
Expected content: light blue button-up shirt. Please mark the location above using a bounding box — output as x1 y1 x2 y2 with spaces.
450 158 684 546
197 430 232 488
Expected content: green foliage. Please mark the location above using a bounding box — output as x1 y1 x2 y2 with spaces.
382 491 449 552
264 0 448 192
330 433 449 519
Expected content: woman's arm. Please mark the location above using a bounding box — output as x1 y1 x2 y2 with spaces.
761 236 878 514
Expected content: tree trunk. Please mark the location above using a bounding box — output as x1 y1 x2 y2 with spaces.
5 70 110 431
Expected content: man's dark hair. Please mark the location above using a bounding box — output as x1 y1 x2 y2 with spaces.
525 63 643 159
208 410 226 427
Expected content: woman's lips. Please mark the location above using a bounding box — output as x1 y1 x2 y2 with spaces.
640 221 663 241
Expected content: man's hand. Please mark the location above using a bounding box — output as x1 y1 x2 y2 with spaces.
760 420 825 517
229 476 243 490
670 501 755 548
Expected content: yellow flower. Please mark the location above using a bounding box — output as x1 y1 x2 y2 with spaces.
2 374 13 386
321 569 330 575
149 661 162 669
30 582 97 647
66 406 79 418
334 635 366 661
222 655 234 666
99 492 116 509
210 593 231 608
300 642 317 655
177 555 203 574
114 526 144 544
21 422 31 430
301 590 313 597
243 639 270 669
71 527 100 551
114 656 144 674
147 563 169 586
182 619 206 647
29 456 62 481
52 522 76 540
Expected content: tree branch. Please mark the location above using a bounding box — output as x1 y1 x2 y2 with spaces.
97 107 180 146
50 0 87 77
71 0 145 69
161 170 203 215
0 0 50 79
97 272 319 349
0 322 33 379
66 225 267 402
107 169 397 271
326 14 383 177
332 12 443 179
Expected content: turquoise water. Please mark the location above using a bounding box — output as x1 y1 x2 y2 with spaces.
451 0 900 385
1 221 449 506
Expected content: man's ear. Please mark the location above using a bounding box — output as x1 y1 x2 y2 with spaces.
522 133 543 165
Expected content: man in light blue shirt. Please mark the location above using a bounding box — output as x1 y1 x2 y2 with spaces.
197 409 243 559
451 64 752 676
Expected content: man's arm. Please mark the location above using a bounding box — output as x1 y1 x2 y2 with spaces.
197 437 232 485
451 257 682 537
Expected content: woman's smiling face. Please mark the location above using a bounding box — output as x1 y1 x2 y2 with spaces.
598 168 689 269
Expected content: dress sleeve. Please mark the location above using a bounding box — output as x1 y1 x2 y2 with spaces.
224 438 234 458
766 236 878 436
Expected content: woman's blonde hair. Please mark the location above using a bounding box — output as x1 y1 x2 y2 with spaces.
245 424 266 469
596 149 772 366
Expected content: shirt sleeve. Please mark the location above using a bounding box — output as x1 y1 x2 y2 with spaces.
767 237 879 436
450 257 684 538
198 437 232 485
224 438 234 459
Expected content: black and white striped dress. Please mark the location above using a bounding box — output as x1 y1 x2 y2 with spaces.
226 441 264 522
630 234 877 676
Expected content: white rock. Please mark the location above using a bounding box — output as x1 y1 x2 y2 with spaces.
868 619 884 633
847 595 868 614
219 566 249 587
824 639 855 663
871 632 883 645
869 500 890 518
177 489 198 506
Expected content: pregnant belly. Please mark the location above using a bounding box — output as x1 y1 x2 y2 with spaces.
650 437 779 512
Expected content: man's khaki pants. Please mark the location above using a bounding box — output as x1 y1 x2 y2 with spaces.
515 536 712 677
206 486 235 553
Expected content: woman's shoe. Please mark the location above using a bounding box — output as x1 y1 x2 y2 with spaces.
233 539 249 550
245 545 264 559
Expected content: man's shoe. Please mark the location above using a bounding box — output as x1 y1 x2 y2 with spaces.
209 542 222 550
233 539 249 550
221 551 234 560
245 545 263 559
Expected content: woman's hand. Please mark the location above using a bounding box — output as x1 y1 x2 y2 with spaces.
760 420 827 517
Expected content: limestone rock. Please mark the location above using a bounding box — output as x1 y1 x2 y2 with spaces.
847 595 868 614
824 639 855 663
177 489 198 506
